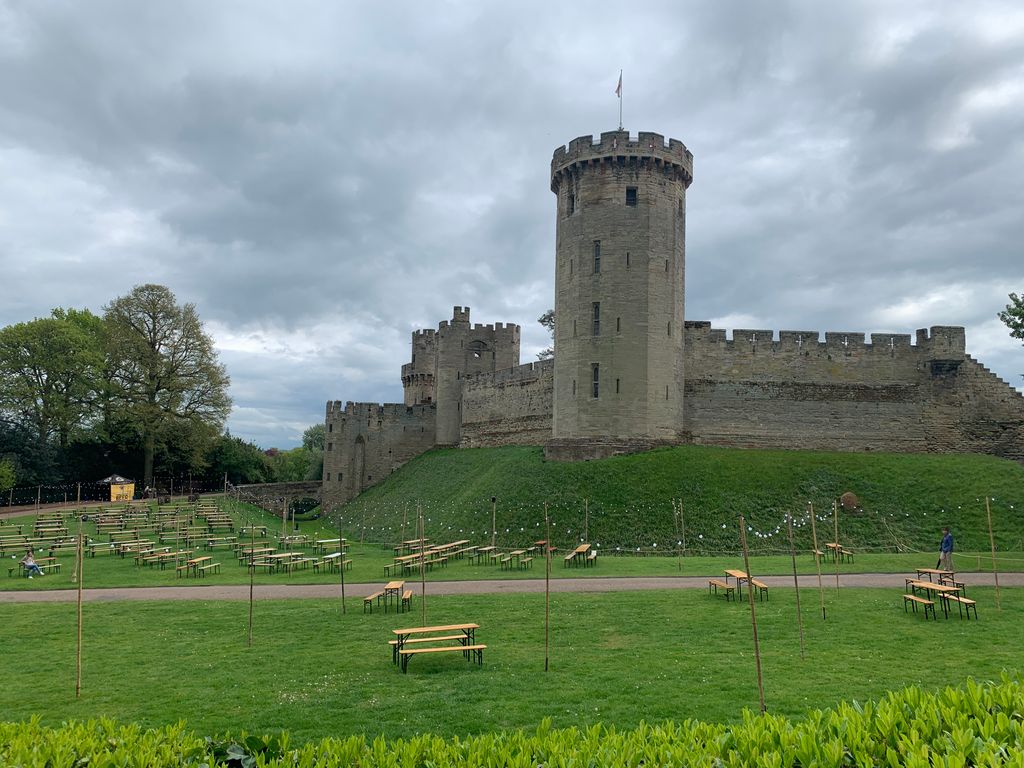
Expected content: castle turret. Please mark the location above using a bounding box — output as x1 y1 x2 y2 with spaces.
433 306 521 445
549 130 693 445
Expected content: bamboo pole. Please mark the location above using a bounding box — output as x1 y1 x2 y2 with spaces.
544 503 551 673
584 497 589 542
985 497 1002 610
787 512 805 660
809 502 826 620
419 505 426 625
680 499 687 559
739 515 766 714
832 499 840 595
75 522 84 698
339 515 346 614
247 514 256 647
281 499 288 542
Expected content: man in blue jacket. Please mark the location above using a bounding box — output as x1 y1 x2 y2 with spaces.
939 527 954 571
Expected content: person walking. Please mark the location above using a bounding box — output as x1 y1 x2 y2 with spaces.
938 527 954 571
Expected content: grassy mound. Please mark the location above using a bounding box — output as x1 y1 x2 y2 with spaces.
331 445 1024 553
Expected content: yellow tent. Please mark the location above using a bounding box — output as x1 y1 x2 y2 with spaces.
100 474 135 503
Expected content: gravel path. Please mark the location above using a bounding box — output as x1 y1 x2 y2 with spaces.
1 572 1020 603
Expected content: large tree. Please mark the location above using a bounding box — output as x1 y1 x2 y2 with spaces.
0 309 105 450
104 284 231 488
999 292 1024 345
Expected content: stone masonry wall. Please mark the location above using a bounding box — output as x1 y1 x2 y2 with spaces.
461 359 554 447
321 400 436 511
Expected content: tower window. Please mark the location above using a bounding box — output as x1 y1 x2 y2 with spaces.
665 259 669 272
626 251 630 268
573 379 576 396
326 472 331 481
592 364 600 398
327 442 333 451
616 317 621 333
573 319 577 337
593 241 601 273
666 385 669 400
567 182 576 216
339 473 343 482
570 259 573 276
626 187 637 206
592 302 601 336
668 322 672 336
616 378 620 394
328 423 332 432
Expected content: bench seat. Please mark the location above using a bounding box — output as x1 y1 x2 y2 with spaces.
903 593 936 620
750 578 769 601
398 643 486 672
944 594 978 620
363 591 383 613
197 562 221 576
708 579 734 601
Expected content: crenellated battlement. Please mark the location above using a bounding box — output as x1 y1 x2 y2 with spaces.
551 129 693 191
464 358 555 386
326 400 435 418
684 322 966 359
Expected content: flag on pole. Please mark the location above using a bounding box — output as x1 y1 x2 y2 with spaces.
615 71 622 98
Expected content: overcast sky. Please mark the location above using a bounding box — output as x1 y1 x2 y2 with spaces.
2 1 1022 449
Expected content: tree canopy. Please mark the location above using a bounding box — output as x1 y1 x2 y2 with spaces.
537 309 554 360
999 292 1024 344
103 284 231 488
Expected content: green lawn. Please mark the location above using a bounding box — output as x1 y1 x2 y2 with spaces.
0 588 1019 743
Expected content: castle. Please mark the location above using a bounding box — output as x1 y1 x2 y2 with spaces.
322 130 1024 509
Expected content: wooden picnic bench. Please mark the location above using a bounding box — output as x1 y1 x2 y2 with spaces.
197 562 221 576
518 556 533 570
391 622 482 673
363 591 384 613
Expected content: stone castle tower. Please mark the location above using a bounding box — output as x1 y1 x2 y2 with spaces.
549 131 693 456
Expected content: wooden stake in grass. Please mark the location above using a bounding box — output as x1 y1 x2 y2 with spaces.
281 499 288 542
832 498 840 595
584 497 589 542
809 502 826 620
787 512 805 660
544 503 551 673
491 496 497 549
338 512 346 614
985 496 1002 610
419 505 426 626
738 515 766 714
75 522 84 698
247 514 256 647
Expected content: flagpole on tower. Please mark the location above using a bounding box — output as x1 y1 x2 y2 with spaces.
616 69 623 130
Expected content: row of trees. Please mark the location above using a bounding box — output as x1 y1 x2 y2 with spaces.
0 284 322 495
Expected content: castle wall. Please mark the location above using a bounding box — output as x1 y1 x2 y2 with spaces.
321 400 436 510
461 360 554 447
682 323 1024 460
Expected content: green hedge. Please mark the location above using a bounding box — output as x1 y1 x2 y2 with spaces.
2 676 1022 766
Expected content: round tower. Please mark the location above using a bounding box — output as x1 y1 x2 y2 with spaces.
549 130 693 444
